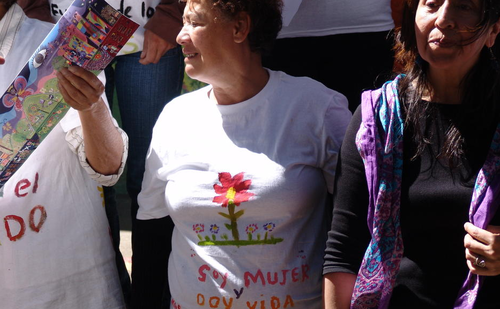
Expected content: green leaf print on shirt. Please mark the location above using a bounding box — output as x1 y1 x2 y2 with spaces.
195 172 283 247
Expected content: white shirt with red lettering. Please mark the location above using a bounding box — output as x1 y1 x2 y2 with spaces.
138 70 352 309
0 109 126 309
0 7 127 309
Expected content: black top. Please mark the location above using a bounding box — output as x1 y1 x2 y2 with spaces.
323 103 500 309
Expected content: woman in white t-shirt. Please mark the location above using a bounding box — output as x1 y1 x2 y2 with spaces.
136 0 352 308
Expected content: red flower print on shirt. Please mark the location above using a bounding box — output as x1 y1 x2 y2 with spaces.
212 172 254 242
194 172 283 247
212 172 254 207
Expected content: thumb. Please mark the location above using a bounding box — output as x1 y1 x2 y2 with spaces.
140 38 149 60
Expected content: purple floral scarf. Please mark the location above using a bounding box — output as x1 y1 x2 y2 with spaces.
352 75 500 309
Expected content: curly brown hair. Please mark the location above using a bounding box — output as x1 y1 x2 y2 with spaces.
196 0 283 55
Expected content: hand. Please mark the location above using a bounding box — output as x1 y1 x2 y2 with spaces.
464 222 500 276
56 66 105 112
139 29 175 65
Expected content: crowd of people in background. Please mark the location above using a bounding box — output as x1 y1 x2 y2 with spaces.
1 0 500 308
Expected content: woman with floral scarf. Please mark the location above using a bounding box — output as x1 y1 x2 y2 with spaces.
323 0 500 308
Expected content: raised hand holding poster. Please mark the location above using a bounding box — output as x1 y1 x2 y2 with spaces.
0 0 138 191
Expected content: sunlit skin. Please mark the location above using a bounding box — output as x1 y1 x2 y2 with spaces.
415 0 500 103
177 1 241 85
176 0 268 105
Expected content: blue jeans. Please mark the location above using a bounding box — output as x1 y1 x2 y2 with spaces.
104 46 184 308
105 46 184 213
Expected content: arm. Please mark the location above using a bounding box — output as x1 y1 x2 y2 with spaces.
140 0 185 64
323 273 357 309
323 107 371 308
56 66 123 175
321 92 352 194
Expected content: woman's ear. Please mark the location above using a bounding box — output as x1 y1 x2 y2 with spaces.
233 11 251 44
486 19 500 48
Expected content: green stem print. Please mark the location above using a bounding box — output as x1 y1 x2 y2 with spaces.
196 172 283 247
219 200 244 241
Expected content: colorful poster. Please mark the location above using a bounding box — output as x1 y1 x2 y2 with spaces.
0 0 139 191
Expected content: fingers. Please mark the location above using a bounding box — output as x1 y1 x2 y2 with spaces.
56 66 104 111
465 248 500 276
464 223 500 253
464 222 490 245
464 223 500 276
465 248 489 275
139 30 174 65
140 36 150 64
139 44 164 65
66 65 103 90
464 227 489 253
139 49 154 65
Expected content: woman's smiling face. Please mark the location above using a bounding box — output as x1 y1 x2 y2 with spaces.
415 0 500 76
176 0 236 84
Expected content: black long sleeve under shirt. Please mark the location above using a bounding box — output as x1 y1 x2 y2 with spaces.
323 103 500 309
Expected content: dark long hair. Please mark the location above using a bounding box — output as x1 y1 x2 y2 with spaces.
394 0 500 164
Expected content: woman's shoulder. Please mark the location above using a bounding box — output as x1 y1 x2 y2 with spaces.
269 69 349 109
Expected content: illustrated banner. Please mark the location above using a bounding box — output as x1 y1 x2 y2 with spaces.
0 0 139 190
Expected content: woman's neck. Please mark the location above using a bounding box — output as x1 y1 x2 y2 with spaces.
426 68 466 105
210 60 269 106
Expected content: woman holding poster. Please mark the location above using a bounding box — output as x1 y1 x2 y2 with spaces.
0 1 128 308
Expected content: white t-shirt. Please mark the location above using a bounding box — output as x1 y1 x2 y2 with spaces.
48 0 161 54
279 0 394 38
0 111 125 309
138 70 352 308
0 6 126 308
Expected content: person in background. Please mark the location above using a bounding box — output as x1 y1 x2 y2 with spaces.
136 0 352 307
323 0 500 308
263 0 399 112
0 1 128 308
17 0 52 21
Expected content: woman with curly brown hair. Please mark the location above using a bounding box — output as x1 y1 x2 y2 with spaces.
135 0 352 307
323 0 500 308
